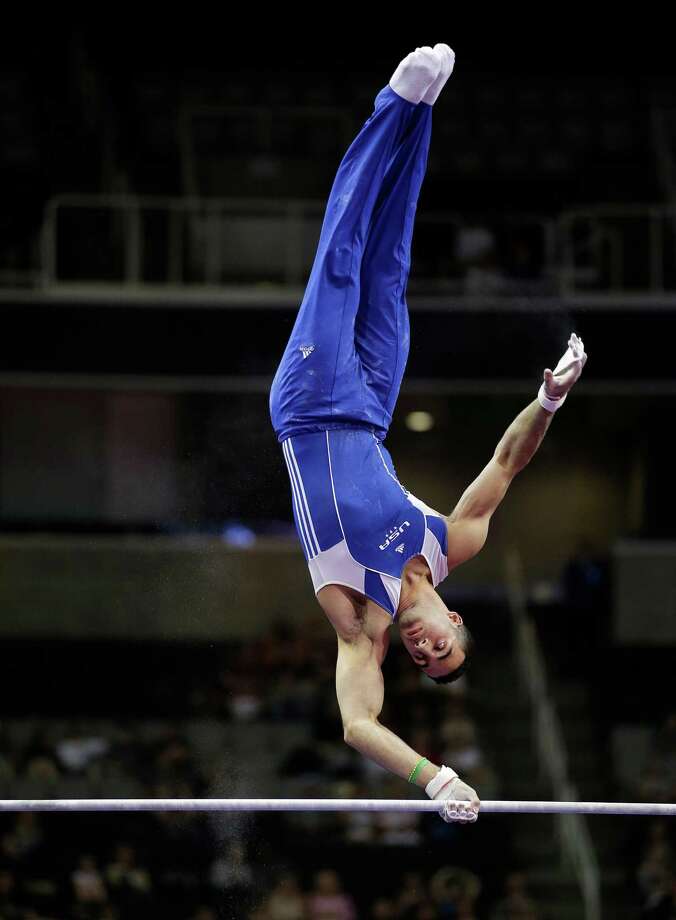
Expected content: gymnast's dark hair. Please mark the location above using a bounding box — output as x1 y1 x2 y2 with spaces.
429 624 475 686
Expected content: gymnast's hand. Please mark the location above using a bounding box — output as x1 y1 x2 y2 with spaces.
543 333 587 399
425 765 480 824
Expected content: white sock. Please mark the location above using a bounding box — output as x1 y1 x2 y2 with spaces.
422 44 455 105
389 46 442 104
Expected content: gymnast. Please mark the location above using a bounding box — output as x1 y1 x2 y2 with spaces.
269 45 587 823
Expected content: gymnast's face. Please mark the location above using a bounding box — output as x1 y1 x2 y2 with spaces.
400 609 466 679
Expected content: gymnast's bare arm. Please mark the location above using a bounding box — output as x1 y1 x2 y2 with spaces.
443 398 554 569
317 584 442 789
443 333 588 570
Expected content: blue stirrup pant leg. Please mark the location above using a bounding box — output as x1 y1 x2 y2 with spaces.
355 102 432 433
270 86 431 442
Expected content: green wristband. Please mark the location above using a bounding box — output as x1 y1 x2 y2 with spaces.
408 757 429 784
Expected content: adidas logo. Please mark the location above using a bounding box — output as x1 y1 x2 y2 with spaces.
395 543 405 554
299 344 315 359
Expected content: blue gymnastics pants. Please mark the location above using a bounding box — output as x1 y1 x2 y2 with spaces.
270 84 433 443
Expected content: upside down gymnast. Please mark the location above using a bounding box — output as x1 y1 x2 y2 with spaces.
269 44 587 823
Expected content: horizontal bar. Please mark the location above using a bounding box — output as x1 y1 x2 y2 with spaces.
0 799 673 816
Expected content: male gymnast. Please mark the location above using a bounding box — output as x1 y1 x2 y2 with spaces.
269 45 587 823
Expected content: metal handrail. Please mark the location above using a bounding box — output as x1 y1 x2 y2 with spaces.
33 194 676 303
38 193 555 289
557 203 676 296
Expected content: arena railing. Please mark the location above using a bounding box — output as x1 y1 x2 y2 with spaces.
2 194 673 308
505 548 602 920
36 194 555 294
558 204 676 299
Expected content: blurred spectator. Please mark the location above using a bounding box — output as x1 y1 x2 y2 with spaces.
637 822 675 903
155 733 197 780
638 713 676 804
0 867 23 919
307 869 356 920
638 758 675 804
562 540 608 619
375 778 422 846
438 699 500 797
430 866 481 918
654 713 676 798
454 223 505 295
457 900 480 920
105 844 152 915
262 872 307 920
1 813 44 866
190 908 219 920
407 727 444 770
395 870 426 917
209 840 254 898
440 716 482 773
337 781 378 845
0 734 16 791
268 670 318 720
504 237 541 283
56 729 110 773
369 897 397 918
256 620 308 674
12 755 61 799
655 713 676 761
71 854 108 907
439 701 476 751
227 678 264 721
490 872 540 920
250 907 273 920
153 797 212 899
411 904 439 920
279 744 327 780
642 874 676 919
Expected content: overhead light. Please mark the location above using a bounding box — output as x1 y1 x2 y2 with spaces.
405 411 435 432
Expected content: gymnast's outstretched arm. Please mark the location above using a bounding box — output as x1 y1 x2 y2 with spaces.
334 620 480 824
444 334 588 570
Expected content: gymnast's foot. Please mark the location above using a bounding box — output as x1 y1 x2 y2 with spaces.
422 44 455 105
389 46 442 104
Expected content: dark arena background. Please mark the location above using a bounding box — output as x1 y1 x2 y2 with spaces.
1 18 676 920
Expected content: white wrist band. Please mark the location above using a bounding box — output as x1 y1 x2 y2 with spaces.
425 765 458 798
538 382 567 413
